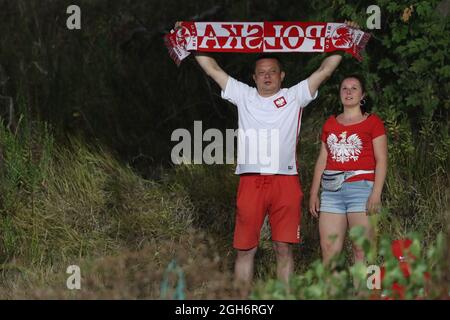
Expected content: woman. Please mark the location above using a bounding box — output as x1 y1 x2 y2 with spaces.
309 75 387 266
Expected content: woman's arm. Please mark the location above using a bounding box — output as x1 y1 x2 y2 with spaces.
309 142 328 218
367 134 388 214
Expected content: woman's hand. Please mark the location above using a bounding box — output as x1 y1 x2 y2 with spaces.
309 195 320 218
366 192 381 215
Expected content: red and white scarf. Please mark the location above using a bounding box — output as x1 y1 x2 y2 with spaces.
165 22 371 65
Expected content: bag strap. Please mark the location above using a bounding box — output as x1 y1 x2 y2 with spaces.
351 170 374 175
345 170 375 180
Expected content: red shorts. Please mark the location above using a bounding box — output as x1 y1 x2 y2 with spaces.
233 174 303 250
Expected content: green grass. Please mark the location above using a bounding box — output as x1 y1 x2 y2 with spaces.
0 114 448 299
0 118 210 298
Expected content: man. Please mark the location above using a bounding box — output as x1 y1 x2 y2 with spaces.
174 21 359 293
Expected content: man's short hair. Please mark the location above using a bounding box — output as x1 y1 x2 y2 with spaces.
253 54 284 73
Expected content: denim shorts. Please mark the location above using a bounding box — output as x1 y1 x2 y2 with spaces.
320 180 374 214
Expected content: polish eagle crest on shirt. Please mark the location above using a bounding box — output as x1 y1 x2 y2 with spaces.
327 131 362 163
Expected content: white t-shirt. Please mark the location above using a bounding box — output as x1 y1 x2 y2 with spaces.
221 77 317 175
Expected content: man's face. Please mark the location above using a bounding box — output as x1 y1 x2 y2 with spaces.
253 58 285 97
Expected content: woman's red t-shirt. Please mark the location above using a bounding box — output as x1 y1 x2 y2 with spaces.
321 113 386 182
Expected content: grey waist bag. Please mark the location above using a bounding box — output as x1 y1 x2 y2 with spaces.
321 170 374 192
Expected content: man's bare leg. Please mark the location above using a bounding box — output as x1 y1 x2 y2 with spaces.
273 241 294 284
234 247 257 297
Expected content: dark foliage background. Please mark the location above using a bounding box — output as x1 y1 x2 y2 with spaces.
0 0 448 299
1 0 447 177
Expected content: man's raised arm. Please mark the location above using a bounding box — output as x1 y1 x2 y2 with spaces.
307 20 360 97
174 22 229 91
307 54 342 97
194 53 229 91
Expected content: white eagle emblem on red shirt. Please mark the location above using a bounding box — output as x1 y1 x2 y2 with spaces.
327 131 362 163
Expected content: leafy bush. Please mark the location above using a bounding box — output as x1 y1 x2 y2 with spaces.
251 223 449 300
